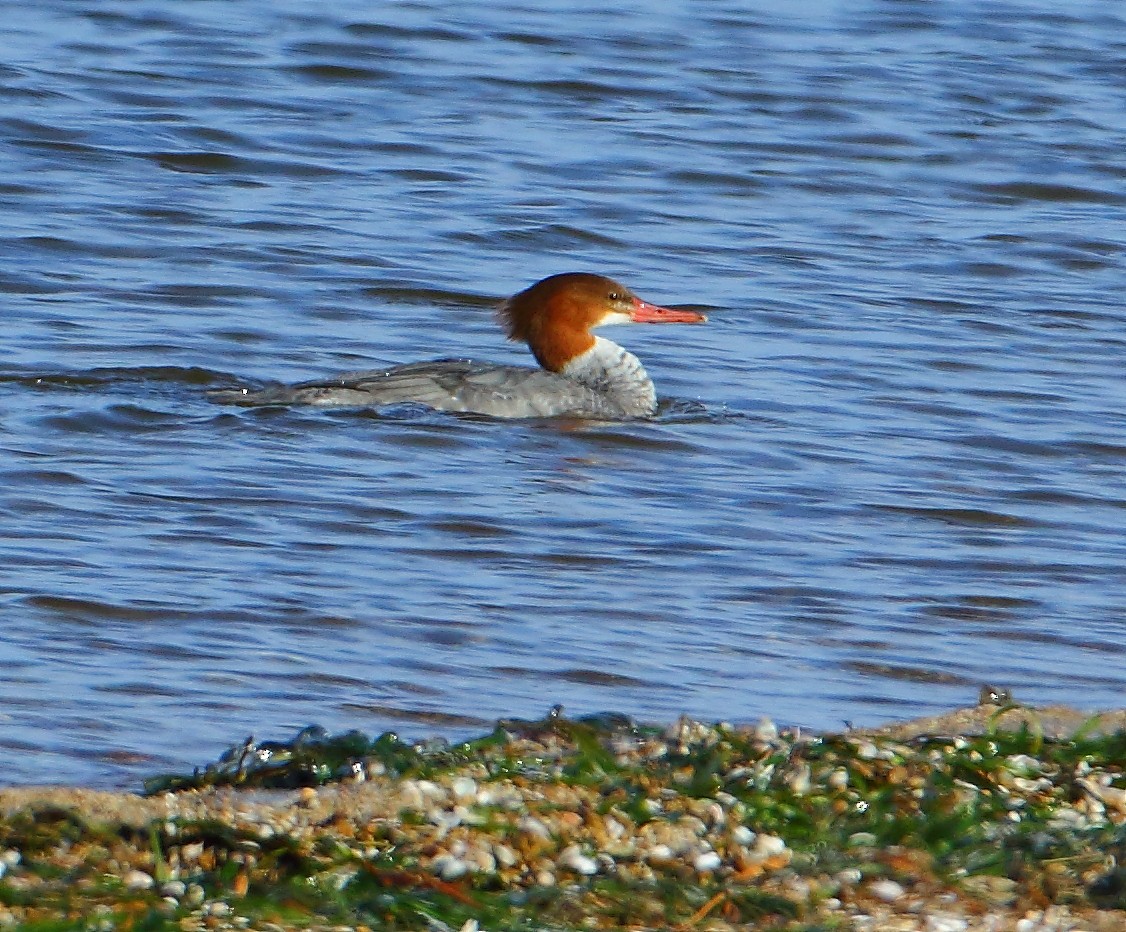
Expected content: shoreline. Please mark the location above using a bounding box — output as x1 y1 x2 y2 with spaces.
1 702 1124 930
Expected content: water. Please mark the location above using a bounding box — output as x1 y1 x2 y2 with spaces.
2 0 1124 788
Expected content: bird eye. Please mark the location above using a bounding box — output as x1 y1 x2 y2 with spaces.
608 291 622 301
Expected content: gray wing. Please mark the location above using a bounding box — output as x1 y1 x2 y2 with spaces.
209 359 615 418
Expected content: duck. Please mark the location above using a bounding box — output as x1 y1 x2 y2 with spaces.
210 272 706 418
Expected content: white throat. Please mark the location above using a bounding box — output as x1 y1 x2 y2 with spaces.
560 336 657 417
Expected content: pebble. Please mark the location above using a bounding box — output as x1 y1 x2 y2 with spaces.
451 776 477 800
693 851 722 872
181 841 205 862
1079 777 1126 814
432 855 469 881
960 874 1017 906
755 834 787 857
869 878 905 902
517 815 552 839
558 845 598 876
122 870 154 891
925 916 968 932
700 800 725 826
786 765 812 795
160 880 186 898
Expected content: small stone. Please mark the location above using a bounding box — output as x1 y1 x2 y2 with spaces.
181 842 204 863
399 781 425 810
558 845 598 875
869 879 905 903
693 851 722 872
1079 778 1126 814
755 718 778 741
518 816 552 840
731 825 755 846
468 847 496 874
701 801 725 826
160 880 186 898
431 810 464 835
451 776 477 799
433 855 469 881
415 779 444 800
123 870 154 891
961 874 1018 906
786 765 812 795
1006 754 1040 773
925 916 968 932
493 843 517 868
755 834 787 857
208 900 231 917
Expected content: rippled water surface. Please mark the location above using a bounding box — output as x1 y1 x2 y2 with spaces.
2 0 1125 787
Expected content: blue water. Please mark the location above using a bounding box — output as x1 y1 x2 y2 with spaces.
2 0 1124 787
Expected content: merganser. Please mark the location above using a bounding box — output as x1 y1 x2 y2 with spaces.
211 272 706 419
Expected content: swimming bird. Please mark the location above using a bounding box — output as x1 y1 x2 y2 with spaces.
210 272 706 418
